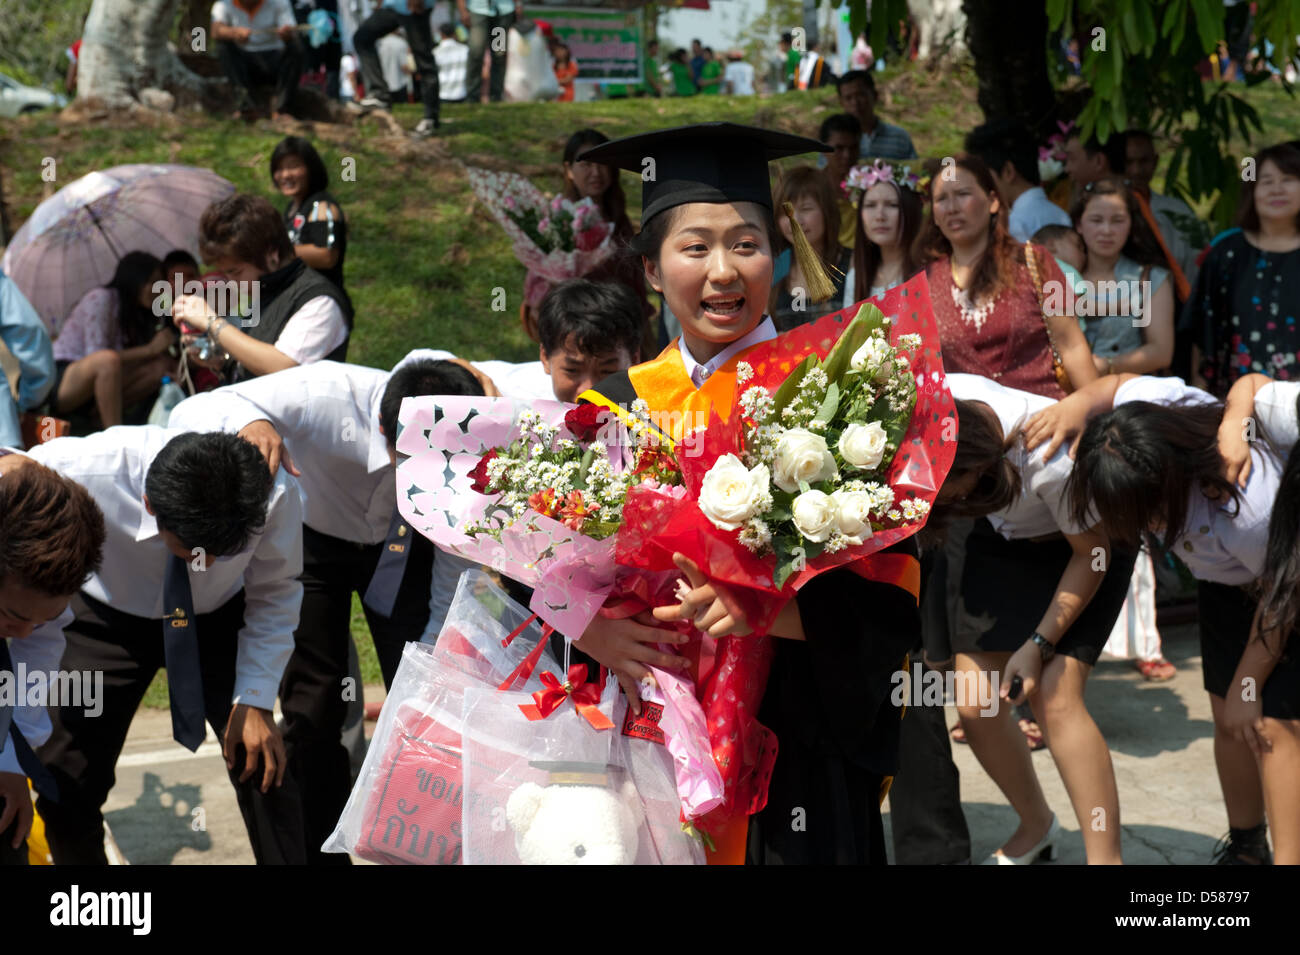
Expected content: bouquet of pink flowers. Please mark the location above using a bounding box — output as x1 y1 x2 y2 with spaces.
467 167 616 307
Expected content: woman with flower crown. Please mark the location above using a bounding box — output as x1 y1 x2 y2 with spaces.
840 160 926 309
569 123 929 865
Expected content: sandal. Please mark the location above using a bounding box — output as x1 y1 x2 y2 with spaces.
950 721 968 744
1018 718 1047 751
1136 658 1177 681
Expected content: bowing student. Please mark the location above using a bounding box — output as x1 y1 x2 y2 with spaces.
1026 373 1294 865
20 427 308 865
575 123 924 865
929 374 1137 864
0 461 105 865
169 357 486 863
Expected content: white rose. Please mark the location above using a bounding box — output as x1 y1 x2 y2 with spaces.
832 489 875 542
839 421 889 470
849 336 891 374
792 489 838 543
699 454 771 531
772 428 838 492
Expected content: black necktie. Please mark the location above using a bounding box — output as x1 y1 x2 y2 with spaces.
163 555 206 752
362 508 412 619
0 638 60 801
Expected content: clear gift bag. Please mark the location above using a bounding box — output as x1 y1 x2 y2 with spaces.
322 570 559 864
460 660 707 866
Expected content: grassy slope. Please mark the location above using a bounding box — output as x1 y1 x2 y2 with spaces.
2 66 1295 701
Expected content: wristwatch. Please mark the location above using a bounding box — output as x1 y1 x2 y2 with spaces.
1029 632 1055 662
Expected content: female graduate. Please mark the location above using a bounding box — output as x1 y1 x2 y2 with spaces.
1025 373 1295 864
571 123 924 865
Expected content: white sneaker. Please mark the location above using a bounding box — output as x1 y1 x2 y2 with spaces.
413 118 438 137
346 96 389 115
980 815 1060 865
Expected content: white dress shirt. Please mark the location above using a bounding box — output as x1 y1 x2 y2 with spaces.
273 295 349 365
435 38 469 100
0 608 72 777
1114 376 1280 585
170 360 395 545
169 356 481 641
946 374 1089 539
25 426 304 708
1254 380 1299 454
677 317 777 388
1008 186 1071 244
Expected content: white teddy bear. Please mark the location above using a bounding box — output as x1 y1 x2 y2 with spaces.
506 778 643 865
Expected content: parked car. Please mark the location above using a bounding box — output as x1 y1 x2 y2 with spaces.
0 74 67 117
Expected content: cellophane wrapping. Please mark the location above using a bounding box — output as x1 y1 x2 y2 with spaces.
322 570 558 864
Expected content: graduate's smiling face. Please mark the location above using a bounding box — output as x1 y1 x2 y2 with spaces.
644 200 772 361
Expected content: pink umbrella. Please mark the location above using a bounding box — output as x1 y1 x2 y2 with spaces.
1 164 236 335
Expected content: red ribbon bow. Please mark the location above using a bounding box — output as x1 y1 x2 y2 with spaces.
519 664 614 731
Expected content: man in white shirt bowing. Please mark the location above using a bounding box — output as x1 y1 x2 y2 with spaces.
170 357 485 863
0 461 105 866
172 193 353 382
22 427 307 865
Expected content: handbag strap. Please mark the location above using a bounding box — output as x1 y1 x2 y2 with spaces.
1024 240 1065 367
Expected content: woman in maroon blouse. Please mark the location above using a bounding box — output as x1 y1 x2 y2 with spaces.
920 155 1097 398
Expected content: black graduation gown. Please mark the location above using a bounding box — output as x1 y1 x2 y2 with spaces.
746 539 920 865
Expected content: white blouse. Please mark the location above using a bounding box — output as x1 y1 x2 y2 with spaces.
1114 376 1281 585
1255 379 1300 455
946 373 1089 540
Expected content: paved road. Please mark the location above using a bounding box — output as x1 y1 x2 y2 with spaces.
94 623 1223 865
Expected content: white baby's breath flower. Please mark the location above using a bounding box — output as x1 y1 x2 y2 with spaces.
738 518 772 552
736 361 754 385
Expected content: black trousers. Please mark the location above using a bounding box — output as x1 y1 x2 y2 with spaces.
280 524 434 864
35 592 307 865
353 7 440 121
216 38 304 113
887 545 972 864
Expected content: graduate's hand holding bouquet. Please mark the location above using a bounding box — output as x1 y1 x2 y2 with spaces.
623 299 949 637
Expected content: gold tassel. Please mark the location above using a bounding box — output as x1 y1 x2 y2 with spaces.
782 200 839 304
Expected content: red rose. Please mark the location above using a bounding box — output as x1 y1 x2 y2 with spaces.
469 449 499 494
564 403 609 442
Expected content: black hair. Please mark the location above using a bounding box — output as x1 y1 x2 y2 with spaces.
1124 128 1154 147
1032 224 1081 246
270 136 329 198
1071 129 1128 177
819 112 862 142
1255 390 1300 654
106 251 162 348
538 279 643 361
1239 141 1300 233
965 117 1042 186
562 128 632 241
145 432 273 556
836 69 875 94
780 32 793 44
1066 400 1239 550
1070 177 1168 269
380 359 484 450
161 248 199 271
929 399 1023 530
438 22 455 38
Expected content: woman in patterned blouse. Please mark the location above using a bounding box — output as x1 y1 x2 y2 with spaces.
1183 142 1300 397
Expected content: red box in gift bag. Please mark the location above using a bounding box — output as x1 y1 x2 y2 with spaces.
356 703 465 865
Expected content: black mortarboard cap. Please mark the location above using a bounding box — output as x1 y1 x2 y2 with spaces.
579 122 832 224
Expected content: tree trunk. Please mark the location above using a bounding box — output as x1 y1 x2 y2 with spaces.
961 0 1057 135
77 0 225 110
